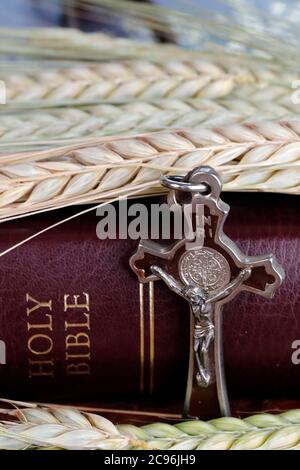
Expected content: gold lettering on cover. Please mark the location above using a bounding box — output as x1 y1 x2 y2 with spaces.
27 314 53 331
26 294 52 316
64 293 90 311
65 313 90 331
66 363 90 376
65 352 91 360
64 293 91 376
66 333 90 349
28 334 53 355
26 294 54 378
28 359 54 378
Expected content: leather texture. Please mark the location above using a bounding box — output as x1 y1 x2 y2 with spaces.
0 192 298 407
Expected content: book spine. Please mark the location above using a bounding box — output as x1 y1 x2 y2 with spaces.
0 194 298 403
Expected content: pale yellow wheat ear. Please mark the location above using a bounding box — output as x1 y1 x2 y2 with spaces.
63 0 300 65
1 48 297 109
0 27 192 61
1 401 300 450
0 98 300 146
0 120 299 221
0 56 249 108
0 25 295 66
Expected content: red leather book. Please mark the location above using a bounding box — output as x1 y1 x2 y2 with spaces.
0 193 298 407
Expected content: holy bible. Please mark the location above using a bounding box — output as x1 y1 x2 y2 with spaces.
0 193 298 406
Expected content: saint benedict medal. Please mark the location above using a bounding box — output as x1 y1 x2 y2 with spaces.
130 166 285 419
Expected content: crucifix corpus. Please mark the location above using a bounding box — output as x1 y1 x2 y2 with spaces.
130 166 285 419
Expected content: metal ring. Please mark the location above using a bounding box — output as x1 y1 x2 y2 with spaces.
160 174 209 192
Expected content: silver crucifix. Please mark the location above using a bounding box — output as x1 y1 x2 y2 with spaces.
130 166 285 419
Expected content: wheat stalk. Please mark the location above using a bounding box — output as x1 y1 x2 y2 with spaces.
1 403 300 450
0 120 299 220
0 98 299 144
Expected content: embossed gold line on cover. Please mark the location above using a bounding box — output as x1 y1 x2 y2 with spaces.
149 280 155 394
139 282 145 394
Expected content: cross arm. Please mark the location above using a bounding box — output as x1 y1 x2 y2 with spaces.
129 238 186 283
150 265 184 298
208 267 251 303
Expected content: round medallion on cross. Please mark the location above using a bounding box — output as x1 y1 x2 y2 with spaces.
179 247 231 292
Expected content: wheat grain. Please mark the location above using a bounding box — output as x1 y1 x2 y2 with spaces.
0 120 299 219
1 403 300 450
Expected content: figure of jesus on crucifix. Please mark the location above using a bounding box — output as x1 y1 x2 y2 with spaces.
130 166 284 418
151 264 252 388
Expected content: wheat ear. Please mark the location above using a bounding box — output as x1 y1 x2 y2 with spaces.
0 120 300 219
0 98 299 144
1 405 300 450
1 31 296 85
2 52 295 82
0 57 236 106
76 0 300 65
1 53 297 107
0 27 197 61
0 64 235 108
0 26 297 68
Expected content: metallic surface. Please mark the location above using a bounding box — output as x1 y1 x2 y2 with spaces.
179 247 231 292
130 166 285 418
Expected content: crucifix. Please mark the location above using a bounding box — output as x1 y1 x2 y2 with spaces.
130 166 284 419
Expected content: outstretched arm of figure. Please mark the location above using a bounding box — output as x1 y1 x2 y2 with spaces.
151 265 184 298
209 267 252 303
